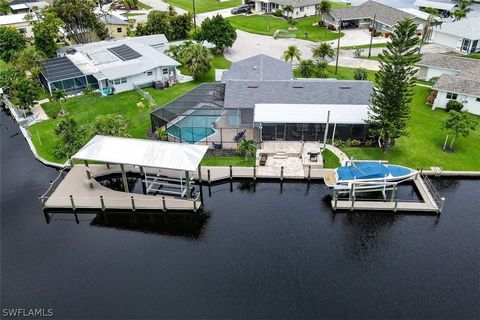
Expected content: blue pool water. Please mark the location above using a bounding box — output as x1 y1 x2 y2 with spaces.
168 108 222 143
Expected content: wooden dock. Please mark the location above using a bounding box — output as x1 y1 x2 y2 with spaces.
41 165 200 212
331 175 443 213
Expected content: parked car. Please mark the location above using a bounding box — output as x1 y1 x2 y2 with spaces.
231 4 251 14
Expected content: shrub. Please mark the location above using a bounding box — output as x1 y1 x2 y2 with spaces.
274 9 283 17
428 76 439 85
354 68 368 80
157 127 168 141
446 100 463 112
353 48 364 58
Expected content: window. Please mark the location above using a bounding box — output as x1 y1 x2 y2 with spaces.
162 68 169 75
461 39 471 52
446 92 458 100
113 78 127 85
146 71 153 76
476 97 480 102
18 28 27 34
117 27 122 33
299 6 304 12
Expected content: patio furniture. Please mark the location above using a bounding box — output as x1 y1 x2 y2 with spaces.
259 153 268 166
308 151 320 162
234 129 246 142
212 142 222 149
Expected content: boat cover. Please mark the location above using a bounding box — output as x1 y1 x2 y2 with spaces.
337 162 389 181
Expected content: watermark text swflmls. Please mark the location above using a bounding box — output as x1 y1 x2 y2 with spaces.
2 308 54 317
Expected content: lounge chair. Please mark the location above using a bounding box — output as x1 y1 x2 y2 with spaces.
234 129 246 142
259 153 268 166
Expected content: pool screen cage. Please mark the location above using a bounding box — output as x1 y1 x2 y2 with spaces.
150 83 260 148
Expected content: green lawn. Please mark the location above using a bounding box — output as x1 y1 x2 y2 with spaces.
466 53 480 60
165 0 241 13
28 54 231 164
342 86 480 171
322 149 340 168
227 15 342 42
294 65 377 82
137 1 153 9
201 156 255 166
341 43 388 50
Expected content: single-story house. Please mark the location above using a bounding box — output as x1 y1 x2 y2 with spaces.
324 0 424 33
98 13 129 40
431 17 480 53
244 0 320 18
417 53 480 115
413 0 457 17
0 13 35 38
40 34 180 95
151 54 373 145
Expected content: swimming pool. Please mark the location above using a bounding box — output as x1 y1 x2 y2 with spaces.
167 107 222 143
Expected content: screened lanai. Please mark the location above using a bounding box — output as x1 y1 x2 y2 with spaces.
150 83 259 147
40 57 99 94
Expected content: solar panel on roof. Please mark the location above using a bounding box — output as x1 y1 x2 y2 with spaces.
40 57 85 82
107 44 142 61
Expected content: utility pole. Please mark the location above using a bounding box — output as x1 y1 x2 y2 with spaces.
368 14 376 58
193 0 197 30
335 19 342 75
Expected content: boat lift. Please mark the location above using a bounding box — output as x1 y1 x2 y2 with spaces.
143 170 195 197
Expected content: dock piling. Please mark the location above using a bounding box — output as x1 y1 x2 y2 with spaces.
281 166 284 181
100 195 105 211
69 195 76 211
229 165 233 180
207 169 211 185
131 196 136 211
198 165 202 183
193 199 197 212
394 198 398 212
333 190 338 211
438 197 445 213
253 166 256 181
162 196 166 212
74 213 79 224
308 165 311 180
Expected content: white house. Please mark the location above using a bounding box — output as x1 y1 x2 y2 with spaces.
431 17 480 53
245 0 320 18
413 0 457 17
417 53 480 115
40 34 180 95
0 13 36 38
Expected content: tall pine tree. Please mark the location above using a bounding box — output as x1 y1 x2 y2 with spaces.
366 19 420 153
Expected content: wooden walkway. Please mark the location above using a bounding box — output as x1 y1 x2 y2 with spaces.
42 165 200 212
332 176 442 213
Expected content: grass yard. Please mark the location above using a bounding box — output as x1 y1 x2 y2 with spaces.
322 149 340 168
294 65 377 82
466 53 480 60
341 42 388 50
342 86 480 171
227 15 342 42
201 156 255 166
28 54 231 164
165 0 241 13
137 1 153 9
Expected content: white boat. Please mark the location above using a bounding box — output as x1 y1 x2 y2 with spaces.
324 161 418 192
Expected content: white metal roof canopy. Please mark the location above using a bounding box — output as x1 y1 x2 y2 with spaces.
73 135 208 172
254 104 369 124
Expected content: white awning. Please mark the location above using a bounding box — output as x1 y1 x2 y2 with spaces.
254 104 369 124
73 135 208 172
413 0 457 11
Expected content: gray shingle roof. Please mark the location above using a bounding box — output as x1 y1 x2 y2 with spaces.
330 0 414 27
434 74 480 97
221 54 293 82
98 13 129 26
223 79 373 109
432 17 480 40
418 53 480 74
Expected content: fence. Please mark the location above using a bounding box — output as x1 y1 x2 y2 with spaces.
133 83 156 107
422 175 446 211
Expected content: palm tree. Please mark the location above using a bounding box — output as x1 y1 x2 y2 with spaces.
298 59 317 78
118 0 138 20
237 139 256 160
0 0 11 15
282 45 301 65
282 5 293 18
182 43 213 79
316 0 332 26
287 17 297 29
315 61 329 78
453 0 472 21
312 42 334 61
51 89 67 116
423 7 438 16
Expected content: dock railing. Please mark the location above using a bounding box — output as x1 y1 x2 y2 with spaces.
39 168 68 208
422 175 446 212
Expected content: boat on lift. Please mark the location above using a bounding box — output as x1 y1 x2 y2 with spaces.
324 160 417 192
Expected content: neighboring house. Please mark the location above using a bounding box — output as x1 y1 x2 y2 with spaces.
9 0 49 14
324 0 424 33
431 17 480 53
417 53 480 115
151 54 373 145
40 34 180 95
98 13 129 39
0 13 36 38
413 0 457 18
245 0 320 18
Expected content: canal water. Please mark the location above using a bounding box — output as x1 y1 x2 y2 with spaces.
1 110 479 319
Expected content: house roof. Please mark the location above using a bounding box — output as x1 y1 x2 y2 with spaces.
433 74 480 97
221 54 293 82
55 35 180 80
329 0 415 27
399 7 441 21
98 13 129 26
0 13 32 25
413 0 457 11
269 0 321 8
432 17 480 40
418 53 480 74
223 79 373 109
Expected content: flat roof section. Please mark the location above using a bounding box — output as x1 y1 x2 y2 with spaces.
107 44 142 61
73 135 209 172
41 57 85 82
